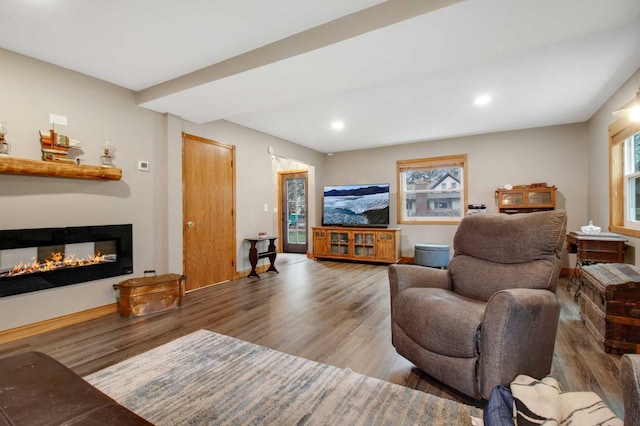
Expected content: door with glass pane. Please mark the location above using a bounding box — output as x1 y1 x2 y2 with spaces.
280 171 308 253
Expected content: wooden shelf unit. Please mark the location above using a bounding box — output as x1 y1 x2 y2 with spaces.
312 226 401 264
0 157 122 181
495 185 556 214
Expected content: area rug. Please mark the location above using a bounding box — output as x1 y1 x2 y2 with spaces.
85 329 482 425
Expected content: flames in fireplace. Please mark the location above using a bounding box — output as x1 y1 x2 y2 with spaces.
3 251 115 278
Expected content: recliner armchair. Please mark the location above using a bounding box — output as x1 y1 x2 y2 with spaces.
389 209 567 400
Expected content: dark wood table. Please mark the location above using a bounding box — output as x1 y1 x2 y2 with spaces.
565 231 627 299
245 236 279 278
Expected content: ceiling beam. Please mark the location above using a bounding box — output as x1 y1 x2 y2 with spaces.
135 0 464 106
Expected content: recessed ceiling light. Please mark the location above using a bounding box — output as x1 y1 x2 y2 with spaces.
331 121 345 130
474 94 492 106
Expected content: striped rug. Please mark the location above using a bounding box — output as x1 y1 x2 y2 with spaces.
85 329 482 425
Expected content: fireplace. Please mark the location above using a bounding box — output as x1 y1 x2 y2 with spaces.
0 224 133 297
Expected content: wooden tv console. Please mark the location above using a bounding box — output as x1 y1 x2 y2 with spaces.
312 227 401 264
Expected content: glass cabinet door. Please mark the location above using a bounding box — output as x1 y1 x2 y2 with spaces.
528 190 552 205
500 192 524 206
353 231 375 258
329 231 349 256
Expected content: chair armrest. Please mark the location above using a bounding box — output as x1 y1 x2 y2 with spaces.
478 288 560 400
388 265 451 322
621 354 640 426
388 264 450 297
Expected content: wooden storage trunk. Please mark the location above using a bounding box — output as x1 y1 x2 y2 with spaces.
114 271 186 318
580 263 640 354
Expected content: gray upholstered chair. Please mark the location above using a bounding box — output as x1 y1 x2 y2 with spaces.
621 354 640 426
389 210 567 400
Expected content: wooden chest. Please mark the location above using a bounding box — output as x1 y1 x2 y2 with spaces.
114 271 186 318
580 263 640 354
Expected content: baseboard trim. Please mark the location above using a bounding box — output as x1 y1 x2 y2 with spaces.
0 303 118 345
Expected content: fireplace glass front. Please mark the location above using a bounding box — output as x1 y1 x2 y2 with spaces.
0 224 133 297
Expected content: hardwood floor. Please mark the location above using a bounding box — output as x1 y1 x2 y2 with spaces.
0 254 624 417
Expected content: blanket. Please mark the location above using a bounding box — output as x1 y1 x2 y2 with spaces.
510 375 621 426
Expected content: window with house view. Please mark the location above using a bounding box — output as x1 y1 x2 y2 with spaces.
397 154 468 224
624 132 640 225
610 119 640 236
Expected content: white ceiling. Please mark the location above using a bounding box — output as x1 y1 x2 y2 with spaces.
1 0 639 153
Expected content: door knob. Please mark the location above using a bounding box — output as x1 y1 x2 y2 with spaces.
187 221 195 228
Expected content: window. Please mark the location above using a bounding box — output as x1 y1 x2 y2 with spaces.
610 119 640 236
397 154 468 224
624 132 640 226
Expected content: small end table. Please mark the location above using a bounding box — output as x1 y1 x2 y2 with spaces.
245 236 279 278
565 231 627 300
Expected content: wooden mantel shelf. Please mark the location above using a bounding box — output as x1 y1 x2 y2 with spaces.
0 157 122 181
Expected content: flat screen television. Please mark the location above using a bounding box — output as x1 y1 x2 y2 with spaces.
322 184 390 227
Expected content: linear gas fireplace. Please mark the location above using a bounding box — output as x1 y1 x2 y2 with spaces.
0 224 133 297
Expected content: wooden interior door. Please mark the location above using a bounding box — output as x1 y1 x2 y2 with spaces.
183 133 236 291
279 171 308 254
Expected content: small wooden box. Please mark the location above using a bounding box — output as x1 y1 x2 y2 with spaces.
114 272 186 318
580 263 640 354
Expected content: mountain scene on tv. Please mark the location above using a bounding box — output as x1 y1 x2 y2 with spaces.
323 185 390 225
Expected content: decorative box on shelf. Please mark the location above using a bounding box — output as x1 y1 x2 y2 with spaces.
39 129 80 164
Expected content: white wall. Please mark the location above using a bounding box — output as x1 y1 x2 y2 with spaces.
587 67 640 263
0 48 166 330
323 124 589 266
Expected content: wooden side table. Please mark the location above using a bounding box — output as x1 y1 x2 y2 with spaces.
565 231 627 299
245 236 279 278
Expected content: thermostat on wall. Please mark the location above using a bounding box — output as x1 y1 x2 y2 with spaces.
138 160 150 171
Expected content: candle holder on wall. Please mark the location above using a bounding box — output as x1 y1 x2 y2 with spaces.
0 122 11 156
100 140 115 167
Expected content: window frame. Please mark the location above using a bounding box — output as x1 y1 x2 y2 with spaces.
396 154 468 225
609 118 640 237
